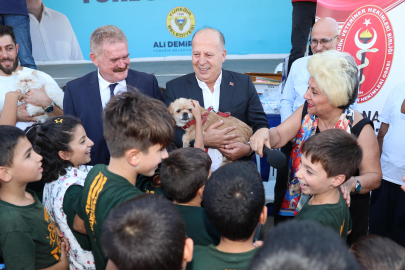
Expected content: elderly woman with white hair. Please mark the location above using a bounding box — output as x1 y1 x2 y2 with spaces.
251 50 382 245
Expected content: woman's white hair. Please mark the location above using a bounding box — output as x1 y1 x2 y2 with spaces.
90 25 127 58
307 50 359 108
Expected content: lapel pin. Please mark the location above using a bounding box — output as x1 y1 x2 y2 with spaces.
229 82 234 86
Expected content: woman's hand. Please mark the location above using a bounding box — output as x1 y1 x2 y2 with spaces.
250 128 271 157
55 223 69 253
340 176 356 207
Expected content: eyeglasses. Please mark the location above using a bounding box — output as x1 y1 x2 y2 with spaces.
310 35 339 47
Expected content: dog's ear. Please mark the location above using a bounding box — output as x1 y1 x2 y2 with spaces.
168 103 173 114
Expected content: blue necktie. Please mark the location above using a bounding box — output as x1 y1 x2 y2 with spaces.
109 83 118 99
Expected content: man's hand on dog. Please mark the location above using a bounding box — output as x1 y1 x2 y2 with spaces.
219 142 251 161
203 120 239 148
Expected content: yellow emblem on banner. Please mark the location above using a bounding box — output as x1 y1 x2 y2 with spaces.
166 7 196 38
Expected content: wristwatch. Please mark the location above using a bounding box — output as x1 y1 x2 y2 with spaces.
246 141 254 156
43 101 54 113
353 176 362 194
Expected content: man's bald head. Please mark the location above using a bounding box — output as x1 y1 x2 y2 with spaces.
310 17 341 54
192 28 225 51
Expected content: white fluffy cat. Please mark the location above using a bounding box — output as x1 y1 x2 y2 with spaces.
13 69 64 122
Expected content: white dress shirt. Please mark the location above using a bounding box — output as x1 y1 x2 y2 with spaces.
280 56 312 123
280 55 357 123
98 70 127 109
29 5 84 61
196 71 223 172
379 81 405 186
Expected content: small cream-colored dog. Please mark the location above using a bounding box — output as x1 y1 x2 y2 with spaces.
168 98 253 149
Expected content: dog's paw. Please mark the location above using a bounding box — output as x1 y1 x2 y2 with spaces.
35 114 49 123
182 140 191 148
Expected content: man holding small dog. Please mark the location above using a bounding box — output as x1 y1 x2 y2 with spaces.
165 28 269 171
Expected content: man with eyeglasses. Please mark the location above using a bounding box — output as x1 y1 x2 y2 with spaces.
280 17 341 123
274 17 347 226
287 0 317 77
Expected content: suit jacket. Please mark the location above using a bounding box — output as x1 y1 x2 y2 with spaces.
165 69 269 148
64 69 164 165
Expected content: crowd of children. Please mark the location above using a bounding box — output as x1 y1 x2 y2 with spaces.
1 91 405 270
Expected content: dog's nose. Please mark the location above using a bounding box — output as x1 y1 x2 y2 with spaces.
182 112 189 118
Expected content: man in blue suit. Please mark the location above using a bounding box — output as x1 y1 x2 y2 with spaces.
165 28 268 171
64 25 163 165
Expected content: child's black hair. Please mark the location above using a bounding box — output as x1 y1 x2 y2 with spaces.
160 148 212 203
0 125 25 167
350 235 405 270
203 161 264 241
248 220 359 270
302 129 363 181
102 194 186 270
26 116 82 183
103 91 174 157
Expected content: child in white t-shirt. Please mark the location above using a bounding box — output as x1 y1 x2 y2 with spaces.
27 116 96 270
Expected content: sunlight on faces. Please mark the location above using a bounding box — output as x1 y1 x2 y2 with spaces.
192 30 226 86
91 41 130 83
310 18 340 54
59 125 94 168
303 77 333 116
8 137 43 183
137 144 169 177
296 154 335 195
0 35 19 75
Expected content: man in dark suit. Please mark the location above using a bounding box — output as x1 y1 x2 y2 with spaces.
64 25 163 165
165 28 268 171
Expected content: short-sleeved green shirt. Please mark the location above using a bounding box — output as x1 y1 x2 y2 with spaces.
187 245 258 270
136 174 172 200
295 190 352 240
0 189 61 270
175 205 220 246
76 165 143 270
63 185 92 251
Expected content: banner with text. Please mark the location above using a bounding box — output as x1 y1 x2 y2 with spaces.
316 0 405 132
39 0 293 62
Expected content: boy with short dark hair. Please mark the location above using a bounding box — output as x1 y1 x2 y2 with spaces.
188 161 267 270
0 126 68 269
248 220 359 270
294 129 363 240
160 147 220 246
102 194 193 270
136 164 172 201
73 92 175 269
